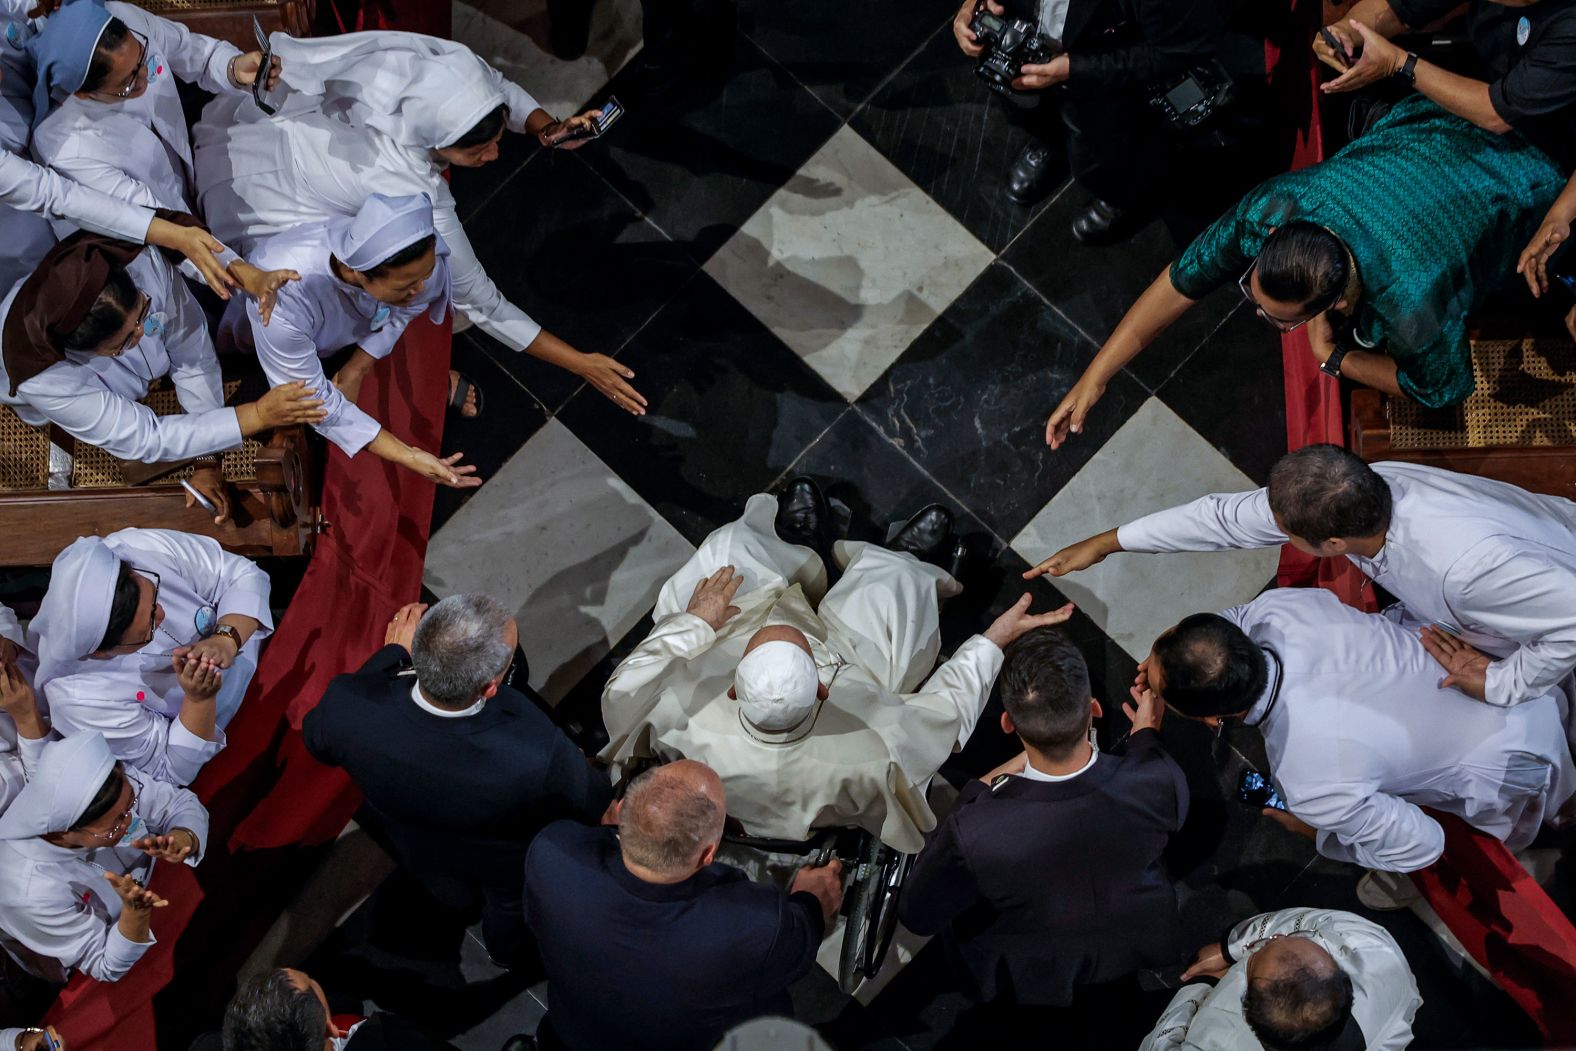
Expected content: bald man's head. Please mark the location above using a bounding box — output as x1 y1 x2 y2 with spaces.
1243 936 1354 1051
618 760 726 880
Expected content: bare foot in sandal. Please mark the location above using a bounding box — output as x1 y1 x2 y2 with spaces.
448 369 481 418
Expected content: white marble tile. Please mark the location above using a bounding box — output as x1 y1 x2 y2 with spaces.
1011 398 1281 661
454 0 644 118
424 419 694 703
704 125 995 402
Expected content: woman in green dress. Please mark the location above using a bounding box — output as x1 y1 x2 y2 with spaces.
1043 94 1566 449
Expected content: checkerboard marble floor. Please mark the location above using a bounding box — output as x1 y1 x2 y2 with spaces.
370 2 1537 1046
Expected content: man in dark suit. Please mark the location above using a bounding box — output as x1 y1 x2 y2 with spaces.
303 595 611 969
953 0 1270 243
217 967 457 1050
899 627 1189 1041
523 760 844 1051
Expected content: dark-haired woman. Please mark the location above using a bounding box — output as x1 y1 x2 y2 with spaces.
1044 95 1565 448
0 232 322 516
193 31 647 417
28 2 278 224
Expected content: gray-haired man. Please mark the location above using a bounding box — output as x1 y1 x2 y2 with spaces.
303 594 612 968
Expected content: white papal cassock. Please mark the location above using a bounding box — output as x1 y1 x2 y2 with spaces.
601 494 1003 854
1227 589 1575 872
31 528 272 785
1139 908 1421 1051
1120 462 1576 710
0 245 241 463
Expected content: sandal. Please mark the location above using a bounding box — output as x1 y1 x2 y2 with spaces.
447 370 484 419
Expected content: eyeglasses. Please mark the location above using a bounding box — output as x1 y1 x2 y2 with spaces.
1238 262 1312 334
83 783 140 842
99 30 149 99
116 295 151 354
130 568 160 648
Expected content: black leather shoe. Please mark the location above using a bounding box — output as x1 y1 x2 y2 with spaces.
499 1037 537 1051
1071 198 1143 246
547 0 595 60
1006 142 1057 206
886 504 954 565
775 477 832 556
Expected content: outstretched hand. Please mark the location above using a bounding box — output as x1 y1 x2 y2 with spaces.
1419 625 1490 701
1045 376 1105 450
983 593 1075 649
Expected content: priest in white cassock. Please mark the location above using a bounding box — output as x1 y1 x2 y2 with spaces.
192 29 645 417
30 528 272 785
1032 445 1576 714
600 483 1074 853
1142 908 1421 1051
27 0 277 221
0 230 322 506
221 191 481 491
0 730 205 985
1144 588 1575 879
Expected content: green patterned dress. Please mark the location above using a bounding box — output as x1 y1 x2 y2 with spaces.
1170 95 1565 407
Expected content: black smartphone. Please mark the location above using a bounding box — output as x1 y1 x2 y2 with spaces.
1318 26 1354 68
1237 768 1287 812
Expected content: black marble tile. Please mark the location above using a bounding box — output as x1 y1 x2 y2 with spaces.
1002 182 1244 389
1157 304 1288 485
432 334 552 533
556 273 847 546
463 149 700 385
857 262 1148 542
736 0 955 117
579 33 844 263
848 24 1066 253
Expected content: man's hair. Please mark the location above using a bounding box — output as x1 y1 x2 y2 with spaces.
1153 613 1267 718
411 594 513 707
98 561 140 652
81 18 132 95
1255 222 1349 316
1267 445 1392 545
69 767 123 831
1244 963 1356 1051
448 104 508 150
64 268 137 353
361 234 437 279
618 766 724 877
221 969 327 1051
999 628 1092 759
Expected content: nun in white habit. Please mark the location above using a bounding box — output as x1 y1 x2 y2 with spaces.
30 529 273 786
0 605 51 816
0 730 207 985
28 0 277 220
0 231 324 501
221 192 482 490
193 30 646 416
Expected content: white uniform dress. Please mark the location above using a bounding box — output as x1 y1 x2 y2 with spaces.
0 245 242 462
193 37 545 352
1139 908 1421 1051
0 763 207 983
0 603 48 815
31 2 243 218
1119 461 1576 710
601 493 1000 854
34 528 273 785
1227 589 1576 872
221 221 452 456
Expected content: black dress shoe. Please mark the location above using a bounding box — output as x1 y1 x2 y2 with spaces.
1006 141 1057 206
886 504 954 565
499 1037 537 1051
775 477 833 556
1071 198 1144 246
546 0 595 60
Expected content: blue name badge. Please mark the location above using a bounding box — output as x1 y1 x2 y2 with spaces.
143 311 166 343
194 605 217 638
369 305 391 331
1518 15 1531 46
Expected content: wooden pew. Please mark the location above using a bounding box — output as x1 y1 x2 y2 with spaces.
123 0 314 46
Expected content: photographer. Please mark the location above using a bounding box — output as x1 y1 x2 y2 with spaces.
952 0 1263 245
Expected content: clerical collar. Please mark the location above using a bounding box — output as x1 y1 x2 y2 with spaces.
1242 647 1285 728
409 681 485 719
1020 745 1098 783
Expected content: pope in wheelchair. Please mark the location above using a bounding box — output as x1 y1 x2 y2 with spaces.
600 480 1074 854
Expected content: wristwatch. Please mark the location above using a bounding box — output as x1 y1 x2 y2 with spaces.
1393 51 1419 84
211 623 243 650
1319 344 1350 379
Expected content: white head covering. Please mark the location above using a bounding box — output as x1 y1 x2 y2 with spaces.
735 641 819 732
32 536 123 674
268 30 505 150
0 731 117 839
329 192 438 272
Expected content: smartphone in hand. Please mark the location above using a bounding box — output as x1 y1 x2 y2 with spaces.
1318 26 1355 68
1237 768 1288 812
553 96 626 146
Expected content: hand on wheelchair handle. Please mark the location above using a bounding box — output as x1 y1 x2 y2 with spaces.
791 857 845 925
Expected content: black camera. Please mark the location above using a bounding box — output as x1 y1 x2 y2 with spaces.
969 1 1054 96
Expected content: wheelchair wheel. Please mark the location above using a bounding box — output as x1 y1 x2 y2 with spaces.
837 836 911 994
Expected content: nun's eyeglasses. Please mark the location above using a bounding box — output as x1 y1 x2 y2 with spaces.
132 569 161 647
101 30 149 100
85 783 140 842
